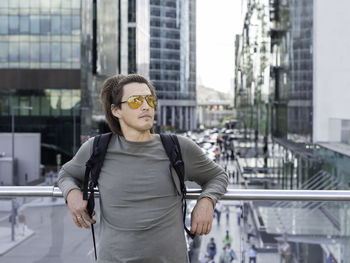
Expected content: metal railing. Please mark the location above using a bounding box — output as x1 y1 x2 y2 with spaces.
1 186 350 201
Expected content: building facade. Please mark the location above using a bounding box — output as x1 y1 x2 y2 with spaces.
149 0 196 131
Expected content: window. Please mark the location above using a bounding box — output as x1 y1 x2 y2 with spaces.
20 16 29 34
72 43 80 62
0 42 8 62
30 42 40 62
9 16 19 34
0 16 8 34
51 43 61 62
62 15 72 35
40 15 51 35
62 42 71 63
52 15 61 35
30 15 40 34
20 42 29 62
9 42 19 62
40 42 50 62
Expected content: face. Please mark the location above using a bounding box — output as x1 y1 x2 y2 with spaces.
111 82 155 136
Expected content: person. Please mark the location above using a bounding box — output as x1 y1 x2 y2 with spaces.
207 237 217 260
58 74 228 262
219 245 231 263
225 205 230 225
236 206 242 226
248 245 257 263
200 253 214 263
247 224 255 242
222 230 232 247
226 243 237 262
326 252 337 263
279 239 292 263
215 202 223 226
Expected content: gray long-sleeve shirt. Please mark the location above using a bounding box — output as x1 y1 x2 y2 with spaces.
58 134 228 263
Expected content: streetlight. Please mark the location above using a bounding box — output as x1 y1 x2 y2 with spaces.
10 105 32 242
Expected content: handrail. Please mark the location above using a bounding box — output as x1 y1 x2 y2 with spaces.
1 186 350 201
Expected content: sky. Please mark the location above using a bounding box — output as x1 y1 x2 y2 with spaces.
196 0 243 94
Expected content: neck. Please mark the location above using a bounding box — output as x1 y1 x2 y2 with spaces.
122 130 154 142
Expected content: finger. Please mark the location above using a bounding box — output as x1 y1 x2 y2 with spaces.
196 224 204 235
190 222 198 234
82 210 96 225
72 214 82 228
78 213 91 229
206 222 212 234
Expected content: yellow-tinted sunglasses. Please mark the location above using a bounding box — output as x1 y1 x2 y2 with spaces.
120 95 157 109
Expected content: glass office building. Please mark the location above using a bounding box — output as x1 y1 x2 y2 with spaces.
0 0 82 165
149 0 196 131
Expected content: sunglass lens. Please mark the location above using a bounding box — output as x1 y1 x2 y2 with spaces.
146 95 157 108
128 96 143 109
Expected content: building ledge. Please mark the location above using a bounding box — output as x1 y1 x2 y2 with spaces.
317 142 350 158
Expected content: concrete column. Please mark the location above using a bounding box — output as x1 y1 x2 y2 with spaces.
162 106 167 126
193 107 197 130
185 106 189 130
171 106 175 128
179 107 183 130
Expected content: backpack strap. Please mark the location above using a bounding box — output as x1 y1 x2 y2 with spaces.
82 132 112 261
159 134 195 239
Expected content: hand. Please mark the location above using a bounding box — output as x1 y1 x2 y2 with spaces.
190 197 214 235
66 189 96 229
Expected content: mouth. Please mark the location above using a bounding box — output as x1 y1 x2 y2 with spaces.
139 115 152 120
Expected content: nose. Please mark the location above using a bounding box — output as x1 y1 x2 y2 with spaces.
140 97 150 110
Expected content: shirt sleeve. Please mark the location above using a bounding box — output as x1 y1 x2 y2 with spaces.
177 135 228 205
57 137 94 201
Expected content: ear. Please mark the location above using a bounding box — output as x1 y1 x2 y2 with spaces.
111 104 122 119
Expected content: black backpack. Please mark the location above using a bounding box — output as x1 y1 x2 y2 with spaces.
82 132 195 260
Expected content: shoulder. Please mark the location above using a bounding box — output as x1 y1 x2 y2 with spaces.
176 135 199 150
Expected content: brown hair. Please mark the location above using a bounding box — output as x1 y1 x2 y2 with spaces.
100 74 157 136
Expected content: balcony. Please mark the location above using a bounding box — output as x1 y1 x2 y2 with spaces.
0 186 349 262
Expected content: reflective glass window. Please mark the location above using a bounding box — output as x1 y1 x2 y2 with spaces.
62 0 70 8
72 0 80 9
9 0 19 8
0 1 9 8
30 0 39 8
31 96 40 116
40 42 50 62
30 42 39 62
40 94 50 115
30 15 39 34
0 16 8 34
40 0 50 9
9 42 19 62
72 42 80 62
51 15 61 34
51 0 61 9
61 42 71 63
9 16 19 34
51 42 61 62
20 42 29 62
20 16 29 34
19 0 29 8
40 15 50 35
0 42 8 62
62 15 71 35
72 15 80 32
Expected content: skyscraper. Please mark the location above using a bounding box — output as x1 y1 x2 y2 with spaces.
149 0 196 131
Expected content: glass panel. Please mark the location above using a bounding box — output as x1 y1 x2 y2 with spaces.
62 0 71 9
61 15 71 35
61 90 72 116
40 42 50 62
30 15 39 34
51 15 61 35
40 93 51 116
19 42 29 62
51 0 61 9
30 42 39 62
0 42 8 62
61 42 71 63
40 0 50 9
9 16 19 34
72 15 80 33
19 16 29 34
30 0 39 9
51 42 61 62
0 15 9 35
0 0 9 8
9 42 19 62
9 0 19 8
50 90 61 116
31 96 40 116
40 15 50 35
71 42 79 63
72 0 80 9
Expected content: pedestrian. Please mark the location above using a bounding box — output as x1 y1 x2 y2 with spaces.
207 237 217 260
279 239 292 263
215 202 223 226
225 205 230 225
222 230 232 247
326 252 337 263
219 245 231 263
227 243 237 262
18 213 26 236
199 253 214 263
248 245 257 263
247 224 255 242
58 74 228 262
236 207 242 226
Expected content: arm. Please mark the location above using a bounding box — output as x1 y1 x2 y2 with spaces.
178 136 229 235
57 137 95 229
